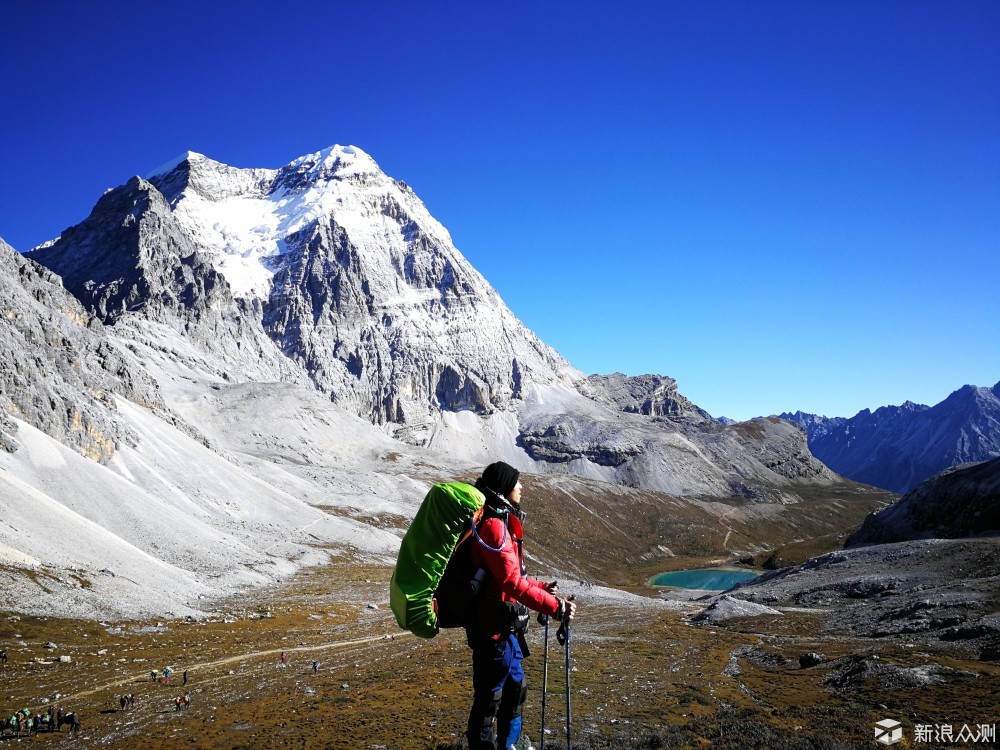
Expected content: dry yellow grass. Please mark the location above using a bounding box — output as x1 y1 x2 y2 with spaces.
2 554 996 750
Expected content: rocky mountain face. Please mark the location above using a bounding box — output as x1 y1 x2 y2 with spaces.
780 383 1000 494
0 236 164 462
162 148 575 428
846 456 1000 545
21 146 841 500
26 177 298 385
0 146 900 619
581 373 713 420
29 149 576 431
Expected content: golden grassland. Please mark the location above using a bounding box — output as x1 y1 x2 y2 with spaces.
2 554 997 750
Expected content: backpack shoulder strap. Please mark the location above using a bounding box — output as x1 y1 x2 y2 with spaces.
454 523 475 550
471 506 509 553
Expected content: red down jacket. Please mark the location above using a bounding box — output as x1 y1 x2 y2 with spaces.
468 508 561 641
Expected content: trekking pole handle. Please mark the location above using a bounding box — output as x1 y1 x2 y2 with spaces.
555 595 575 644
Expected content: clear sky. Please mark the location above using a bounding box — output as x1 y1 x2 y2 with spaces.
2 1 997 421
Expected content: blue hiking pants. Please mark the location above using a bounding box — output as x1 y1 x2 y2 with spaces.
467 632 528 750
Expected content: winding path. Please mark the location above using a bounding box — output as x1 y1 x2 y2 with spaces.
50 631 411 705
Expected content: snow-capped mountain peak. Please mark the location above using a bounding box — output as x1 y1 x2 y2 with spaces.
144 145 454 301
32 146 578 427
282 144 381 182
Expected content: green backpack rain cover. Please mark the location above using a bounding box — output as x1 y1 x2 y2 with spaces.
390 482 484 638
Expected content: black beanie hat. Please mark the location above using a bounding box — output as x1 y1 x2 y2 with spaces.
480 461 520 498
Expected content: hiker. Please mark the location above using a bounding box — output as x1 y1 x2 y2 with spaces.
312 659 319 673
0 649 7 665
280 651 287 667
163 666 172 684
183 670 188 685
464 461 577 750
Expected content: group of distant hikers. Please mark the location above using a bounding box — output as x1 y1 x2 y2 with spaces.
2 650 81 737
0 653 197 739
150 666 188 685
2 706 79 736
150 666 193 711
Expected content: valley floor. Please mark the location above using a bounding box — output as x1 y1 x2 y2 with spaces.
0 557 996 749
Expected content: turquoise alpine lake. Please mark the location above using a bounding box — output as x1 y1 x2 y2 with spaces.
650 568 759 591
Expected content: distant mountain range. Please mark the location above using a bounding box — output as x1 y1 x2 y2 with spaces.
780 382 1000 494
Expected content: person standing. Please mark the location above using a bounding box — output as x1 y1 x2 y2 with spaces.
464 461 576 750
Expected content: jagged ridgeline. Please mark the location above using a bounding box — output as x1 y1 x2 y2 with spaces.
782 383 1000 494
23 145 838 499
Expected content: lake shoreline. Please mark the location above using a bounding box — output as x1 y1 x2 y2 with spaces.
649 566 760 590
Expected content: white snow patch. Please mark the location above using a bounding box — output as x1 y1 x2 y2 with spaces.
163 144 462 303
0 392 403 620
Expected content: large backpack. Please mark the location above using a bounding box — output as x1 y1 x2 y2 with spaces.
389 482 486 638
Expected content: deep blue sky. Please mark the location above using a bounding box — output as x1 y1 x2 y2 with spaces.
2 1 997 420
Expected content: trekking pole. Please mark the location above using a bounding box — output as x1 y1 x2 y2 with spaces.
564 620 571 750
537 612 550 750
556 598 574 750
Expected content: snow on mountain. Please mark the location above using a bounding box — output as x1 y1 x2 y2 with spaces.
130 146 580 431
0 394 405 619
0 149 893 619
150 146 455 302
0 371 431 620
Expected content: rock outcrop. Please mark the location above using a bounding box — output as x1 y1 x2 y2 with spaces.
846 456 1000 545
582 373 712 421
0 236 163 462
723 537 1000 659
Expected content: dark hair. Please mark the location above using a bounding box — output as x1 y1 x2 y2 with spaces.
479 461 520 498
